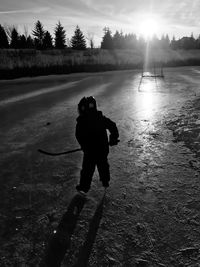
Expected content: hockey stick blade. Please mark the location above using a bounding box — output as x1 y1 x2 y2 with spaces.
38 148 82 156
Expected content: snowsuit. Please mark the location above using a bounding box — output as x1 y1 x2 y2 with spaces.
76 110 119 192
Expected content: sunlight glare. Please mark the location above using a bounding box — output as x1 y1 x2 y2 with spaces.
139 17 159 39
138 79 156 118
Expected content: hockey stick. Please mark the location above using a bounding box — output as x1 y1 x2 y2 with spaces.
38 148 82 156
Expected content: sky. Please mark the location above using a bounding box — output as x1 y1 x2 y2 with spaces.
0 0 200 46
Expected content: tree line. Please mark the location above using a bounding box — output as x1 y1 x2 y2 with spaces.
101 28 200 50
0 21 86 50
1 20 200 50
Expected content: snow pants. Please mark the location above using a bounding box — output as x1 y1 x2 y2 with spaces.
79 152 110 192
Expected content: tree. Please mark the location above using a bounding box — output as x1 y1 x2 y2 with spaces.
26 35 35 49
124 33 137 49
113 30 122 49
101 27 113 49
4 25 13 44
151 34 160 48
23 25 29 39
170 36 177 49
165 34 170 47
71 26 86 50
87 32 94 49
197 35 200 49
43 31 53 49
10 27 19 48
32 20 45 49
54 21 66 49
18 34 27 49
137 35 146 50
189 33 197 49
0 24 9 48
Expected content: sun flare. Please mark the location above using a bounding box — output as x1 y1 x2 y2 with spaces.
139 17 159 39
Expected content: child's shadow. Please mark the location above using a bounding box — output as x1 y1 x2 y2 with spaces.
43 193 87 267
42 192 106 267
73 193 106 267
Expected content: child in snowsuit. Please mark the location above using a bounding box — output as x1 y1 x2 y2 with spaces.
76 96 119 193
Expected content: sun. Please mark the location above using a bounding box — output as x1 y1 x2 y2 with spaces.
139 18 159 39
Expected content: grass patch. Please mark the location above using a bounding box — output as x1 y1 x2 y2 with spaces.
1 48 200 79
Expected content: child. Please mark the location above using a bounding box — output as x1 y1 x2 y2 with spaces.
75 96 119 194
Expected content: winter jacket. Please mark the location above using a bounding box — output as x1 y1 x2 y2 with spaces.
76 110 119 155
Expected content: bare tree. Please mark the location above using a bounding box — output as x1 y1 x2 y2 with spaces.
66 38 71 48
4 24 17 43
23 25 29 39
87 32 94 49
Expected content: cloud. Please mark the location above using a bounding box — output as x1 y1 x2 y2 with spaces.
0 0 200 42
0 7 49 14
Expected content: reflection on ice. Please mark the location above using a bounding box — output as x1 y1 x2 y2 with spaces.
139 92 154 118
139 77 156 92
136 77 161 119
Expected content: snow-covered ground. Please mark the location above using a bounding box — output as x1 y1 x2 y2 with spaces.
0 67 200 266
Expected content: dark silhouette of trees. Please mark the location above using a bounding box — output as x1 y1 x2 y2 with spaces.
71 26 86 50
160 34 170 49
43 31 53 49
113 31 123 49
10 27 19 48
3 19 200 52
18 35 27 49
101 29 139 50
26 35 35 48
0 24 9 48
124 33 138 49
101 27 113 49
170 33 198 50
137 35 146 49
197 35 200 49
15 34 34 49
54 21 66 49
170 36 177 49
32 20 45 49
151 34 160 48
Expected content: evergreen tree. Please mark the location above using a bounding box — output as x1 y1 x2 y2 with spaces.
54 21 66 49
71 26 86 50
43 31 53 49
165 34 170 47
197 35 200 49
124 33 138 49
151 34 159 48
26 35 35 49
101 27 113 49
170 36 177 49
137 35 146 49
32 20 45 49
10 28 19 48
0 24 9 48
124 34 129 49
113 30 122 49
189 33 197 49
18 34 27 49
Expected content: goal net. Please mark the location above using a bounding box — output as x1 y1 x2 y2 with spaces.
142 62 164 78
